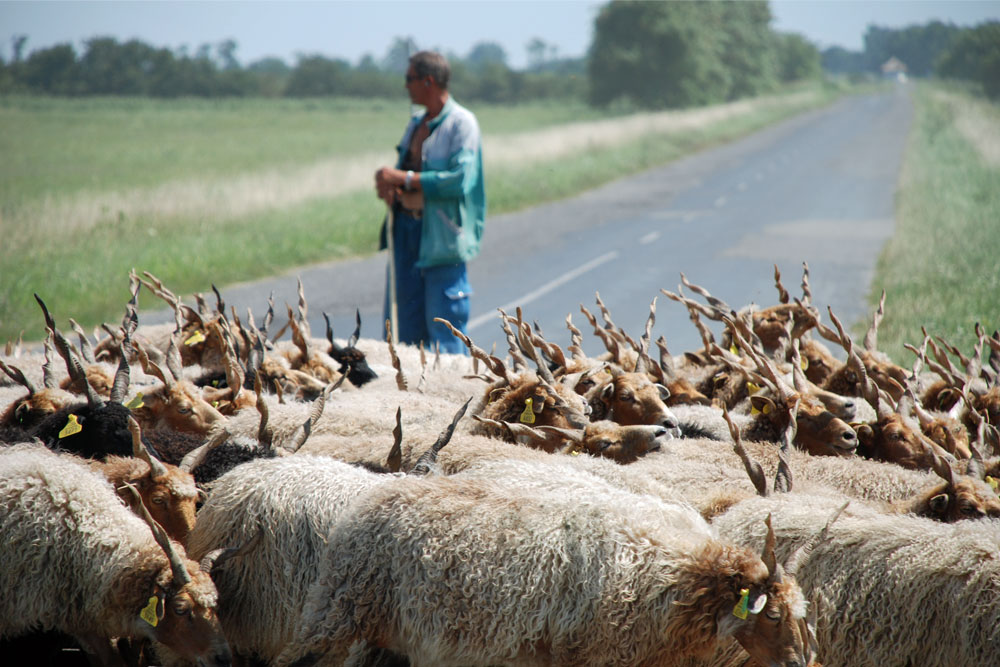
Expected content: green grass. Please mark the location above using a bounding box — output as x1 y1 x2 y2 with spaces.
0 84 838 342
870 83 1000 363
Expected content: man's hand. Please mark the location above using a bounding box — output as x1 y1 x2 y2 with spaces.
375 166 401 203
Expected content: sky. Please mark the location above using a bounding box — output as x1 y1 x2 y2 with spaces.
2 1 998 69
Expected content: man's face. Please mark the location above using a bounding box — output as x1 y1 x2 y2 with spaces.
405 67 430 105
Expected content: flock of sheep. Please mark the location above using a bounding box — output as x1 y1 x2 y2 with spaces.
1 263 999 667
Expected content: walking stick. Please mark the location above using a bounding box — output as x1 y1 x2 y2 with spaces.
385 201 399 346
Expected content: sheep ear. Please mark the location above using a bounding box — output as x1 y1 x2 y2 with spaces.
656 383 671 401
601 382 615 401
929 493 949 514
749 394 776 417
749 593 768 615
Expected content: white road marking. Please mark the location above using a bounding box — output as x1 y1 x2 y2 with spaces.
468 250 620 331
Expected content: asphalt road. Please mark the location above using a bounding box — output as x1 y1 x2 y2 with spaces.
150 86 913 357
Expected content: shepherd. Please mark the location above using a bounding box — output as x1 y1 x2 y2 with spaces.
374 50 486 354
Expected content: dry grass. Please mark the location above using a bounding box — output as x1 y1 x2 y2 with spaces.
5 89 821 247
931 89 1000 168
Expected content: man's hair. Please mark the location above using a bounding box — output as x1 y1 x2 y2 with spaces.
410 51 450 89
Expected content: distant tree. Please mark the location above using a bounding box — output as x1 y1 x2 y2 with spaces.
466 41 508 71
11 35 28 62
821 46 866 74
937 21 1000 99
356 53 379 72
78 37 159 94
774 32 821 82
862 22 962 77
383 36 418 73
217 39 240 70
21 43 79 94
286 54 351 96
718 0 778 98
589 1 732 108
526 37 548 70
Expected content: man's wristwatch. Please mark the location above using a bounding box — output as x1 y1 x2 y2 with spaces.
404 170 414 190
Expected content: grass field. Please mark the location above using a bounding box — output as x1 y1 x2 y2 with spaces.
869 83 1000 364
0 82 838 341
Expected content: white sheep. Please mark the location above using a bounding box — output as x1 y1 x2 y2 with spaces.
0 443 230 666
185 454 396 664
275 473 822 667
709 492 1000 666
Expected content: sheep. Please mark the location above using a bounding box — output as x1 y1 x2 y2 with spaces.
274 470 827 667
130 338 226 442
430 317 591 449
720 323 858 457
186 455 390 664
88 417 212 546
581 366 682 435
0 349 77 432
324 310 378 387
709 491 1000 666
472 414 671 464
656 412 1000 523
0 443 230 666
184 402 467 665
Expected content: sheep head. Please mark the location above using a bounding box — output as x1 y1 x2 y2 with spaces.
99 418 202 546
121 483 231 666
324 310 378 387
908 444 1000 521
541 420 671 463
720 505 845 667
589 369 681 437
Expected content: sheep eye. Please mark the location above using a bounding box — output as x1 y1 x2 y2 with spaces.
766 608 782 622
176 406 191 415
961 504 982 516
597 440 613 451
618 393 634 403
172 601 192 616
151 495 167 505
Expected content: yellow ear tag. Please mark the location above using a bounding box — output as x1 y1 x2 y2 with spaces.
746 382 761 395
733 588 750 619
125 393 144 410
762 403 772 415
730 344 740 355
520 398 536 424
800 357 809 371
140 596 159 627
59 414 83 438
751 405 760 416
571 450 581 456
987 476 998 493
184 330 206 346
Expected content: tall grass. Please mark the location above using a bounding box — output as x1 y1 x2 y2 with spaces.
0 84 836 341
870 83 1000 363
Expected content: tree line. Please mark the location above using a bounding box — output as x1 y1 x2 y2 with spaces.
2 1 997 107
0 34 586 103
821 19 999 98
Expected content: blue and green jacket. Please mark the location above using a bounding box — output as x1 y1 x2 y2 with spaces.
381 97 486 268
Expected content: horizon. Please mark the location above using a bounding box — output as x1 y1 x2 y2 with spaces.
2 1 997 69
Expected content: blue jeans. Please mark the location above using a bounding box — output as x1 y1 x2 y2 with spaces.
384 210 471 354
